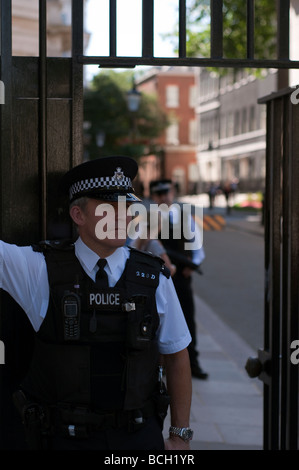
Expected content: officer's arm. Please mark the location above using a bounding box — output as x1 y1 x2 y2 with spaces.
163 348 192 450
0 241 49 331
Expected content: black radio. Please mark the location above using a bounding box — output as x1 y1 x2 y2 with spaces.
62 291 81 340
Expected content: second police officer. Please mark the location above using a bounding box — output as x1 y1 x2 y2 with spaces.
149 179 208 380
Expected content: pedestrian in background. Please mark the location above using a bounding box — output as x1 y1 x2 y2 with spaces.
207 182 218 209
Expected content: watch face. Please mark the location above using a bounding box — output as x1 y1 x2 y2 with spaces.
169 426 194 441
181 428 193 441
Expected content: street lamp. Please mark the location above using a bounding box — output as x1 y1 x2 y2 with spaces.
126 79 141 149
126 79 141 112
96 130 105 148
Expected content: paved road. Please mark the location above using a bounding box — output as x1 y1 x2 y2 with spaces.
193 215 264 353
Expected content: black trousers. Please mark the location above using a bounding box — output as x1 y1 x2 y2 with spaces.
172 271 199 368
44 416 164 451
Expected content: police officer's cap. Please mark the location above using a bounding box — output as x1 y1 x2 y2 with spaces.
150 179 173 195
62 156 141 203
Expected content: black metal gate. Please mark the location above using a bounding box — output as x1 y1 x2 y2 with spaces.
0 0 84 448
0 0 299 449
246 87 299 450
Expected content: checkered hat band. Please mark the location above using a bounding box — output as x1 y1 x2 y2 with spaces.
69 176 132 199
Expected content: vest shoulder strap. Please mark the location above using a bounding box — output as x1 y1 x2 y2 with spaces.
127 246 170 283
32 239 75 253
32 239 82 286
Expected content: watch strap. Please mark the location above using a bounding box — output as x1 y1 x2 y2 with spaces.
169 426 193 441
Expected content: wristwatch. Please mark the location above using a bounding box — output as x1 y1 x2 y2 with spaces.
169 426 193 442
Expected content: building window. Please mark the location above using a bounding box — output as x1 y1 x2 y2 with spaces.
172 167 185 195
200 74 208 99
213 116 219 142
259 105 267 130
189 119 197 144
200 119 207 145
166 85 179 108
227 112 234 137
249 106 256 131
166 122 179 145
234 111 240 135
220 114 226 139
189 85 196 108
241 108 248 134
200 118 211 145
240 158 248 179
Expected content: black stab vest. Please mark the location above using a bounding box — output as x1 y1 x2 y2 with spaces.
21 243 169 412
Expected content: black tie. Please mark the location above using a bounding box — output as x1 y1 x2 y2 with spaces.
90 259 108 333
95 258 109 288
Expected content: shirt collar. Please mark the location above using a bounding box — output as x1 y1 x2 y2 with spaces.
74 237 128 279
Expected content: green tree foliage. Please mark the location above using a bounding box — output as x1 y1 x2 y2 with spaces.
166 0 276 77
186 0 276 60
84 70 168 159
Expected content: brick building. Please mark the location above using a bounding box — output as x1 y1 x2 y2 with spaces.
136 67 198 196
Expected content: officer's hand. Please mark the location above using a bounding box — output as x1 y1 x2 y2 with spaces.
164 436 191 450
182 267 193 278
170 264 176 277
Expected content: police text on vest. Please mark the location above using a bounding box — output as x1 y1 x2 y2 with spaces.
89 292 120 307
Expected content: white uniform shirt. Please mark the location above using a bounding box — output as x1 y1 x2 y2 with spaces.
0 238 191 354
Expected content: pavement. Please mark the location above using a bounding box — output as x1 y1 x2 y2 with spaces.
163 193 264 451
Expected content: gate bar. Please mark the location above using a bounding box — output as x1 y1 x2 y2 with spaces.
287 100 299 449
0 0 12 232
72 0 84 169
210 0 223 58
277 0 290 60
0 0 12 447
39 0 47 240
142 0 154 57
109 0 116 57
280 93 299 449
280 95 291 449
262 97 282 450
247 0 254 59
88 56 299 69
269 97 283 450
179 0 186 58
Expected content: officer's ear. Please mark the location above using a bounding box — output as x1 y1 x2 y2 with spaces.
69 204 86 226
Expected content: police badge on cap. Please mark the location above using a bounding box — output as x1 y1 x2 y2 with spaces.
62 156 141 202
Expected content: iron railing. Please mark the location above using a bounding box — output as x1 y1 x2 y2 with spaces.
76 0 299 70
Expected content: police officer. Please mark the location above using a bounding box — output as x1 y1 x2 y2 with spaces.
149 179 208 380
0 156 193 451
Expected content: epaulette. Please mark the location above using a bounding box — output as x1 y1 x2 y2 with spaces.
32 239 75 253
128 246 171 279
